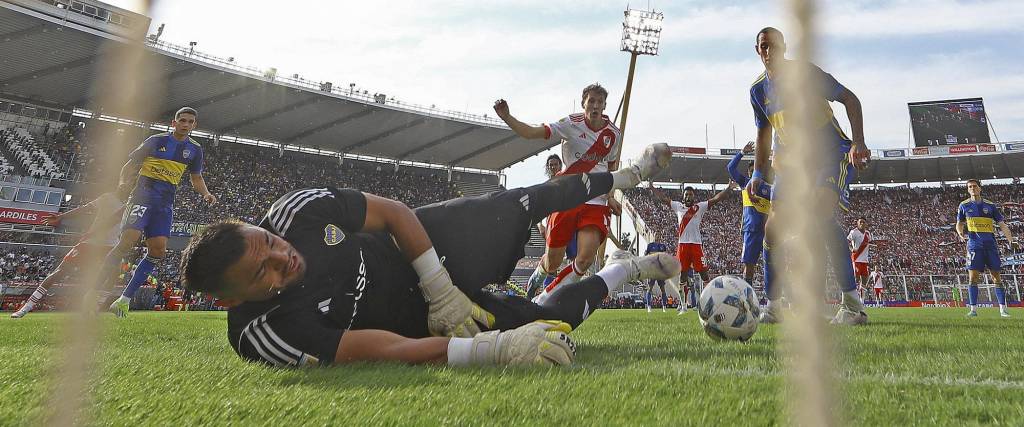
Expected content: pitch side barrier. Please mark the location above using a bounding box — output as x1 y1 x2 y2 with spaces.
849 273 1024 308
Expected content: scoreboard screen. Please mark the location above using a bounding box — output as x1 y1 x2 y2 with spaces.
908 98 989 147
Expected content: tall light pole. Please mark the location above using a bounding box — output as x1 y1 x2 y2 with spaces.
616 8 663 136
607 8 663 256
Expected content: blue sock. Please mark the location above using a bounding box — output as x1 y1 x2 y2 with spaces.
122 255 161 299
829 220 857 293
645 290 653 307
968 285 979 306
763 246 778 301
542 274 556 287
994 286 1006 306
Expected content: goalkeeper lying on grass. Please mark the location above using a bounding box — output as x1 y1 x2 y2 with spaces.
179 144 677 368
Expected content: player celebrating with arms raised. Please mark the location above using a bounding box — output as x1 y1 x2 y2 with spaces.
655 183 736 313
956 179 1019 318
493 84 670 304
746 27 870 324
104 107 218 317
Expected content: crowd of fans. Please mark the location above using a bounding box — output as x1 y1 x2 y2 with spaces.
623 183 1024 295
4 119 1024 311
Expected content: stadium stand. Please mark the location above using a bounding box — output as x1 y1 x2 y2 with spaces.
623 184 1024 289
0 126 65 179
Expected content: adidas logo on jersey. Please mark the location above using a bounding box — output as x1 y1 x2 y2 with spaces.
158 147 167 152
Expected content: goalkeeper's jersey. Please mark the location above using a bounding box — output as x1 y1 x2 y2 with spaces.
227 188 427 368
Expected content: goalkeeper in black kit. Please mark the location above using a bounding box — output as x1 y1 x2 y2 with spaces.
180 144 676 368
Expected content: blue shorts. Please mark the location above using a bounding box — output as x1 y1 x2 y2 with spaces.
741 229 766 264
122 200 174 238
771 150 855 211
967 245 1001 272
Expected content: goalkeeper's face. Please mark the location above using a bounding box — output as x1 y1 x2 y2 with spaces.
220 224 307 302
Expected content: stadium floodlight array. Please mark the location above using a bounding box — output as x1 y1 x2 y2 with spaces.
620 9 663 56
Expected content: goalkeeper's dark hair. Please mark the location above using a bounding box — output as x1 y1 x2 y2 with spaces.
756 27 784 44
174 106 198 120
181 219 247 294
966 179 982 186
683 186 696 193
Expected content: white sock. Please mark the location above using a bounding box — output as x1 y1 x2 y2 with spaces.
596 263 628 293
842 290 864 311
611 166 640 189
1000 304 1007 311
116 295 131 304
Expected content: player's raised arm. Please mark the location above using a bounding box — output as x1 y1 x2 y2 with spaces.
726 150 748 187
360 192 493 337
707 181 738 208
493 99 548 139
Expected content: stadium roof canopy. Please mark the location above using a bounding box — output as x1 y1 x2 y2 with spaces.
661 150 1024 185
0 0 555 172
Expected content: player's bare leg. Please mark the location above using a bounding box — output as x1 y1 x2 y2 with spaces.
11 263 73 318
528 246 566 299
533 228 599 304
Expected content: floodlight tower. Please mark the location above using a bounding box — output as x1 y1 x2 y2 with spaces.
608 8 662 254
616 8 663 138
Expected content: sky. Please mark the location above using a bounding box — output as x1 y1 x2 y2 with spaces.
106 0 1024 190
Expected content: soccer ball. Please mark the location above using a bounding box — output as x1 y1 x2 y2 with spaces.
697 275 761 342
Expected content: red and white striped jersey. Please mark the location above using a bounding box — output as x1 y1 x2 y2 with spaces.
83 192 127 246
671 201 708 244
848 228 871 263
869 271 884 289
545 113 621 205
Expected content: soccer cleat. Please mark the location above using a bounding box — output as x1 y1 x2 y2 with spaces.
966 310 978 318
109 298 129 318
1000 310 1010 318
647 306 652 313
677 305 687 315
10 308 28 319
830 307 868 325
759 306 781 324
634 143 672 181
607 250 681 283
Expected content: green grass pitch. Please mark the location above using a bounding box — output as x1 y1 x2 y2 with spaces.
2 308 1022 425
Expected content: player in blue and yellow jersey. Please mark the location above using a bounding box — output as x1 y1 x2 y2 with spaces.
746 27 870 325
956 179 1019 318
644 241 672 312
726 141 772 289
105 107 218 317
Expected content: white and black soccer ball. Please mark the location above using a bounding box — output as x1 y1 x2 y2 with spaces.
697 275 761 342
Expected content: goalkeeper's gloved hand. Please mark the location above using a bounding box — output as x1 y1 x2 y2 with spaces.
451 321 576 367
421 267 494 337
